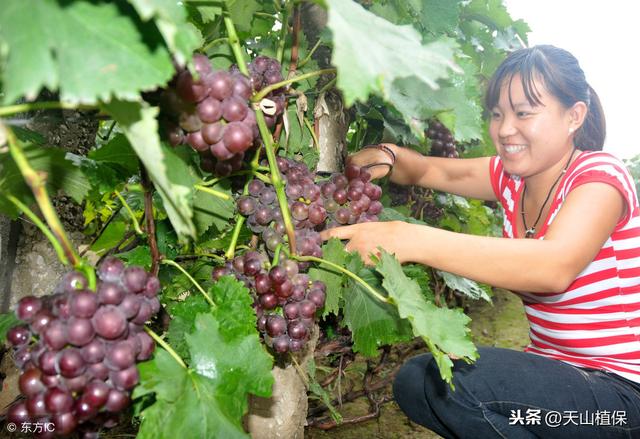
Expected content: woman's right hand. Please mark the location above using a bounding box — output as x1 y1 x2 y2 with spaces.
346 143 397 180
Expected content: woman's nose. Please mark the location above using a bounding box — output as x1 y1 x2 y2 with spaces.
497 114 518 139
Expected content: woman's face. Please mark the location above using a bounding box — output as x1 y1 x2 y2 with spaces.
489 74 575 179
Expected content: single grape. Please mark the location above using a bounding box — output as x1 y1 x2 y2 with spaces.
19 368 45 397
44 387 74 414
52 412 78 436
223 121 253 153
98 282 125 305
123 267 148 293
57 348 86 378
71 291 98 319
92 306 127 340
197 97 223 123
266 315 287 337
288 321 308 340
271 335 290 353
16 296 43 322
237 196 257 215
299 300 317 318
118 294 141 320
7 401 30 426
209 71 233 101
222 96 249 122
248 179 265 196
66 317 95 347
98 257 125 282
30 309 54 334
105 341 136 371
7 325 31 347
82 380 111 408
109 366 139 391
43 320 67 350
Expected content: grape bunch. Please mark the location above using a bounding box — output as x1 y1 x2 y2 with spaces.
5 258 160 437
237 157 325 260
213 252 326 354
233 56 287 128
319 163 383 228
426 119 459 158
160 54 258 176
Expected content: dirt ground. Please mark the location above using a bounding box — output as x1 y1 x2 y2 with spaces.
305 288 531 439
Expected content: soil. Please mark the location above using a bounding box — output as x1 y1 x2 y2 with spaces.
304 288 530 439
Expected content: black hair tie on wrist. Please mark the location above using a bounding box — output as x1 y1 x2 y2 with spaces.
361 144 396 170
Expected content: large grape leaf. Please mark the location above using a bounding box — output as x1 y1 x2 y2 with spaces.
309 238 348 318
376 250 478 383
102 100 196 240
135 350 248 439
0 0 174 104
325 0 459 106
342 253 412 356
192 180 235 235
135 277 273 439
126 0 202 65
166 294 211 360
0 141 90 218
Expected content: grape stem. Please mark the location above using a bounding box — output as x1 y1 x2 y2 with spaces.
0 101 96 117
4 193 69 266
2 122 81 267
276 1 292 64
193 184 231 200
141 166 161 276
145 326 188 369
225 176 253 260
292 255 390 304
201 36 229 53
255 109 297 254
298 38 323 70
272 243 283 267
252 69 336 103
222 11 249 76
161 259 216 308
114 189 143 235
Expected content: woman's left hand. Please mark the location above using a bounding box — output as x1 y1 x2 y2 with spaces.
319 220 415 265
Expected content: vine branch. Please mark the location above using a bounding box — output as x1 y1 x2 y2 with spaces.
0 101 96 117
141 167 161 276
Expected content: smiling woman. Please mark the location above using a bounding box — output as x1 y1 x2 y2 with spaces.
323 45 640 438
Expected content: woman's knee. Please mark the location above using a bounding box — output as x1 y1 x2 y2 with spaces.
393 353 433 408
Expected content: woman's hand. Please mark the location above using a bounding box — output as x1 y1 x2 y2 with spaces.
346 143 397 180
319 220 416 265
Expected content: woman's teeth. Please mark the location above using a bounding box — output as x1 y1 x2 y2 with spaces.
504 144 526 153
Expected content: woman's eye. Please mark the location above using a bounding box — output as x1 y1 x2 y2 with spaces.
491 112 501 119
516 111 530 117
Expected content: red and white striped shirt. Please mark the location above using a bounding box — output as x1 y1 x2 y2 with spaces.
489 151 640 383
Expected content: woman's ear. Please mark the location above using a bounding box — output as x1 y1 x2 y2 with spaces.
569 101 588 133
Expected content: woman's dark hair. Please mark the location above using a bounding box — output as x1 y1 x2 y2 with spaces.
485 45 606 151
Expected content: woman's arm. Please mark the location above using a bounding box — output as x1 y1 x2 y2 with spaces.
322 182 624 293
349 143 497 201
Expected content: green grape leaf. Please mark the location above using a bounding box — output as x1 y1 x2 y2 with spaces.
308 238 348 317
90 220 128 255
437 270 492 302
115 246 152 270
342 253 412 356
0 142 90 218
421 0 460 35
126 0 202 65
166 294 211 361
0 0 174 104
0 312 21 344
228 0 262 33
375 250 478 383
89 134 139 174
326 0 459 106
102 100 196 240
135 350 248 439
136 277 273 439
193 180 235 235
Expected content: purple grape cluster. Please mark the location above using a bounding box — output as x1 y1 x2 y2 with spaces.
237 157 326 260
319 163 383 227
426 119 459 158
5 258 159 437
160 54 259 176
213 252 326 354
233 56 286 128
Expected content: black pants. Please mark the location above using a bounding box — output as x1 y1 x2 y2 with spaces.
393 347 640 438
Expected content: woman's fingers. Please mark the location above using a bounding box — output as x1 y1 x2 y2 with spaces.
319 224 358 241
